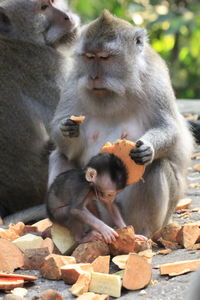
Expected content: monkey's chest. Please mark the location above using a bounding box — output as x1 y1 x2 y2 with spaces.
80 118 145 165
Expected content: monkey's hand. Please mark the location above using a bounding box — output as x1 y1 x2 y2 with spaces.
60 118 79 138
129 140 154 165
100 224 119 244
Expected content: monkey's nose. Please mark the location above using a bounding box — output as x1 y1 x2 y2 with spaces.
90 75 99 80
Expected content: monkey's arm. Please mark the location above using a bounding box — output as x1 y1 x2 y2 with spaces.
51 80 85 159
130 115 178 165
71 207 118 243
105 202 126 228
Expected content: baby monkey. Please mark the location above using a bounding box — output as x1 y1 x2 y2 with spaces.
47 152 128 243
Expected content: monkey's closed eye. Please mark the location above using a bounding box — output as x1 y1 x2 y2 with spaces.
85 53 95 60
100 56 109 60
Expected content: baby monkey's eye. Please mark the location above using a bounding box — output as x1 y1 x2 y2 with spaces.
41 4 49 10
108 193 113 197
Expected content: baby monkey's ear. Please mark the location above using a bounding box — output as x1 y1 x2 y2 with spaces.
85 167 97 183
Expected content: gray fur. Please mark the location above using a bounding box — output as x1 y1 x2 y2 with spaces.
0 0 79 221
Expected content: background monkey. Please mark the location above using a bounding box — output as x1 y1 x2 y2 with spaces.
49 10 194 237
47 152 128 243
0 0 79 223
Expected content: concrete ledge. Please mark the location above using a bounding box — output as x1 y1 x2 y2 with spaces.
177 99 200 114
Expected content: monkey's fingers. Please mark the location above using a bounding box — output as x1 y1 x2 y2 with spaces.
130 146 153 165
130 144 152 154
62 129 79 138
61 118 77 126
60 123 79 132
132 155 152 165
102 228 119 244
60 122 79 138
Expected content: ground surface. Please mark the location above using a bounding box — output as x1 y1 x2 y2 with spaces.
1 101 200 300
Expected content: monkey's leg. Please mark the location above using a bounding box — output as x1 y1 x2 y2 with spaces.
119 159 180 237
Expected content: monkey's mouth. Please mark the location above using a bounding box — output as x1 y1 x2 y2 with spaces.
51 27 78 48
91 88 108 96
92 88 107 91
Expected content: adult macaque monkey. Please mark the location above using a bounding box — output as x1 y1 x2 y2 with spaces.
50 10 193 237
0 0 79 224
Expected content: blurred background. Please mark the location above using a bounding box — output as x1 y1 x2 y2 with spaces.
69 0 200 100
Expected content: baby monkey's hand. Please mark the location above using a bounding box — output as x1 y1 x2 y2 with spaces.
100 224 119 244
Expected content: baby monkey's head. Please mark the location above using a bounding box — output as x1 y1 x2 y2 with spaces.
85 152 127 203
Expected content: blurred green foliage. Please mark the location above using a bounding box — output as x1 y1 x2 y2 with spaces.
69 0 200 99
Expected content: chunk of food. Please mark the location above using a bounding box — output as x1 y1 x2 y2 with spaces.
51 223 76 255
109 226 135 256
0 222 25 241
69 115 85 124
122 253 152 290
69 272 91 296
38 289 63 300
77 292 109 300
175 198 192 211
24 247 51 270
12 234 43 252
159 259 200 276
61 263 93 285
177 224 200 249
0 273 37 281
91 256 110 274
72 241 110 263
0 239 24 272
0 278 24 290
32 218 52 233
40 254 76 280
89 272 122 298
101 139 145 185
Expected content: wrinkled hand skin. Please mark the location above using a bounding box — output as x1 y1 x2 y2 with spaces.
101 225 119 244
129 140 154 165
60 118 79 138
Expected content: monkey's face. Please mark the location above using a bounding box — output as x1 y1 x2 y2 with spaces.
75 43 128 100
74 10 147 104
0 0 79 47
95 174 122 204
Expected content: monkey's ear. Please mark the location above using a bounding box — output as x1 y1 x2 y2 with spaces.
85 167 97 183
0 8 11 34
134 27 147 49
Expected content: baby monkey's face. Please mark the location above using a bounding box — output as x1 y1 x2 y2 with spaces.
96 189 122 203
95 174 122 203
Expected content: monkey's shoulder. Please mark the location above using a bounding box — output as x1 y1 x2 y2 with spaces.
51 169 89 194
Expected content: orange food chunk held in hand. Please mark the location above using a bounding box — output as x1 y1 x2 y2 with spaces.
69 115 85 124
101 139 145 185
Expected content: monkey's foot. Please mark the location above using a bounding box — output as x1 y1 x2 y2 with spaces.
80 230 103 243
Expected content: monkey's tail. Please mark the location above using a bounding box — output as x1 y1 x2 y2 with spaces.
2 204 47 227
